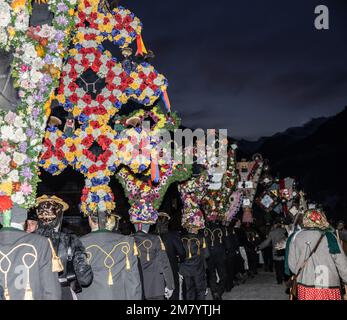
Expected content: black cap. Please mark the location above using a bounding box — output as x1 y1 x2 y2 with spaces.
27 208 38 221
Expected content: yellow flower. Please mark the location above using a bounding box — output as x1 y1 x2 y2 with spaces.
11 0 26 11
0 181 13 196
65 152 75 162
69 8 75 16
7 27 16 39
69 48 78 56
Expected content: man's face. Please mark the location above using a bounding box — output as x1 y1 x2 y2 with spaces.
26 220 38 233
338 223 344 230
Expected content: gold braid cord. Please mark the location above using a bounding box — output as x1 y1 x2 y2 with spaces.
86 242 131 286
204 228 223 247
34 0 49 3
0 244 38 300
136 240 153 262
182 238 201 259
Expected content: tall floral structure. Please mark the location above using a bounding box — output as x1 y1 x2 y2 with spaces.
39 0 191 224
0 0 75 219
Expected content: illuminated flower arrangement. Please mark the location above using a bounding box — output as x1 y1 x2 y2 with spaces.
0 0 75 210
178 174 208 231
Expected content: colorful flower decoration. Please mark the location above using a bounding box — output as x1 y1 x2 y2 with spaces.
73 123 119 179
130 63 168 106
39 126 70 175
0 0 76 209
57 46 131 123
224 191 243 222
178 174 207 231
129 199 157 225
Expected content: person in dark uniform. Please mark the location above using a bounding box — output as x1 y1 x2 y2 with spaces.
180 228 209 300
204 221 228 300
78 212 142 300
35 195 93 300
154 212 186 300
0 204 61 300
134 223 175 300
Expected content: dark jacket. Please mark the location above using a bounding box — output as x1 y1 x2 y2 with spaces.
134 231 175 299
78 230 142 300
0 227 61 300
179 233 209 277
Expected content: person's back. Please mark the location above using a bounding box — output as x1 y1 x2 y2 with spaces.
289 229 347 289
287 209 347 300
0 228 61 300
134 230 174 300
78 230 141 300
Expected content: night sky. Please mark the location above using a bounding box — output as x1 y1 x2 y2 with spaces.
122 0 347 140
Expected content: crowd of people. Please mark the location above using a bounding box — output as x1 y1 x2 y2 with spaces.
1 195 347 300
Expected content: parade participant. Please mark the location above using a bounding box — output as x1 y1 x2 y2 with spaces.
0 203 61 300
35 195 93 300
25 209 38 234
154 212 186 300
204 221 228 300
262 222 274 272
180 227 209 300
107 212 122 233
134 223 175 300
286 209 347 300
78 212 142 300
259 217 288 284
234 218 249 279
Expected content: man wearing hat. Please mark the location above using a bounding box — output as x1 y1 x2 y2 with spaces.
154 212 186 300
77 211 142 300
134 222 175 300
36 195 93 300
0 202 61 300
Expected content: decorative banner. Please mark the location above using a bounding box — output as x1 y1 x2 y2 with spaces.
237 154 264 209
201 147 238 223
0 0 75 209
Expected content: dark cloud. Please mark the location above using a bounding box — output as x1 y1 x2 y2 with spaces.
121 0 347 139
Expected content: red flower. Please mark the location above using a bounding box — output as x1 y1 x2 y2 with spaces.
83 149 96 162
41 149 53 160
90 121 100 129
55 149 65 161
81 57 90 69
82 94 92 105
68 82 78 92
81 135 94 148
69 93 78 104
99 150 112 163
69 145 76 152
56 137 65 149
89 164 99 173
96 94 106 104
68 69 78 80
0 195 13 213
98 136 112 149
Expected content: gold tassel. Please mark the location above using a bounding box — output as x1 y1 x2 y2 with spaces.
4 287 10 300
133 242 138 256
108 269 113 286
188 247 192 259
48 239 64 272
197 245 201 256
146 251 150 262
159 237 166 251
125 255 130 271
24 284 33 300
203 238 206 249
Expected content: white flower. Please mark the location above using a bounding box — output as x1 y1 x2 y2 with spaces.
21 43 37 64
0 28 8 45
13 152 26 166
14 10 29 31
0 2 11 28
13 128 26 142
8 169 19 182
11 192 25 205
13 115 25 128
1 125 15 140
30 69 43 83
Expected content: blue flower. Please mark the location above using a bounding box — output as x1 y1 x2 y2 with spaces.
79 114 89 124
104 194 112 202
108 165 117 172
48 165 59 175
91 194 100 203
